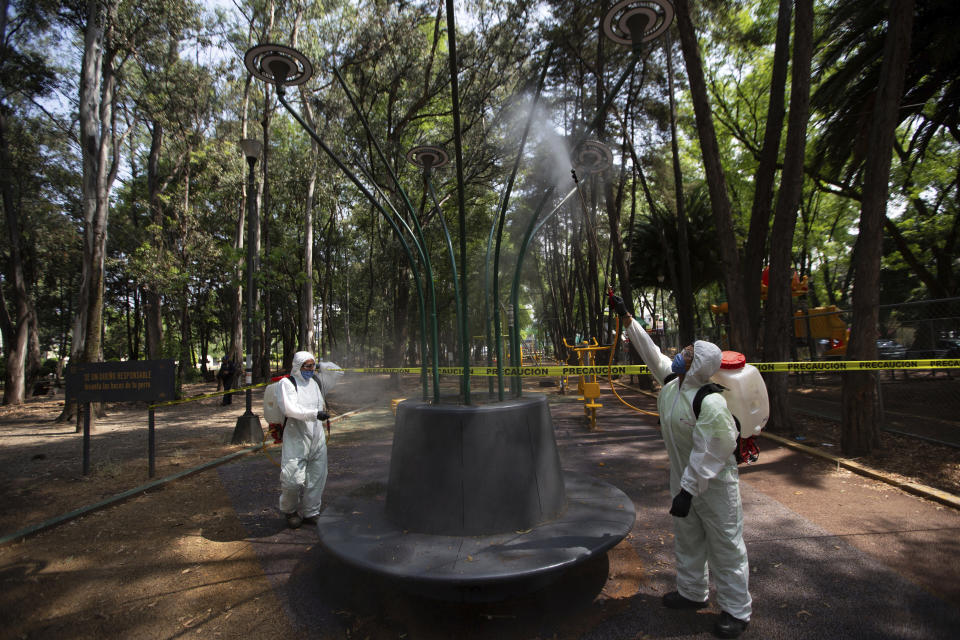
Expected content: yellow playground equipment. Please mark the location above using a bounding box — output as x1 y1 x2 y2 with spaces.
562 337 612 430
793 305 849 356
710 268 849 356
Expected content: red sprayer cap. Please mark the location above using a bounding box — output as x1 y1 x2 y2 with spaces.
720 351 746 369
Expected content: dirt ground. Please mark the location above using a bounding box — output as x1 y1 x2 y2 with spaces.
785 374 960 496
1 373 958 639
0 375 405 640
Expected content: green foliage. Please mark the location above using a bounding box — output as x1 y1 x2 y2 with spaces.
812 0 960 177
628 185 723 293
6 0 959 379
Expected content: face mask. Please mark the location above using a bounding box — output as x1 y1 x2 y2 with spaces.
671 352 687 375
301 370 314 381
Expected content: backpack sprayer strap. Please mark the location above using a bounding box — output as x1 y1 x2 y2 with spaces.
681 380 759 465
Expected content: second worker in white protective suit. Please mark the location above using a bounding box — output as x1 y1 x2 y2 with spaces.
279 351 329 529
610 294 751 639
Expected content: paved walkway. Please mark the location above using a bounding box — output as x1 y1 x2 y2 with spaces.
218 391 960 639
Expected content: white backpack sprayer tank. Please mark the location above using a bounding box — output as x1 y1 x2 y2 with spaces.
710 351 769 436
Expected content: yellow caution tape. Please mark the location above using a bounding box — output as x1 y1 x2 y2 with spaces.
334 358 960 376
148 381 270 409
752 358 960 372
148 358 959 408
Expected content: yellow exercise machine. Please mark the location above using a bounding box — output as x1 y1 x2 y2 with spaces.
562 337 611 430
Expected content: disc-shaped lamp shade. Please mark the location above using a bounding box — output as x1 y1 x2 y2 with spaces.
574 140 613 175
239 138 262 162
244 43 314 86
406 145 450 170
602 0 675 46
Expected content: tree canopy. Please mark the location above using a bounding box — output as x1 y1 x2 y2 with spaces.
2 0 957 454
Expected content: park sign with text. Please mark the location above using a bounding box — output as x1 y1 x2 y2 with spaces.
66 360 176 403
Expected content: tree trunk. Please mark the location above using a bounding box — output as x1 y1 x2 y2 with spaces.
198 290 210 380
390 259 411 367
300 154 317 352
125 279 139 359
67 0 119 428
0 107 31 405
361 208 377 365
666 32 695 346
229 195 244 372
341 243 351 364
604 167 631 316
70 0 107 374
176 159 192 394
763 0 813 435
177 285 191 394
81 16 117 369
292 10 316 353
674 0 750 352
26 300 41 392
841 0 914 456
257 107 269 380
321 204 336 358
144 121 164 359
231 67 253 380
743 0 793 357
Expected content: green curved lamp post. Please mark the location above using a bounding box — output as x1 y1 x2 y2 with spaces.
241 0 675 404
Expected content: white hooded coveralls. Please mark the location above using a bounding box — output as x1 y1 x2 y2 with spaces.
278 351 328 519
625 323 752 621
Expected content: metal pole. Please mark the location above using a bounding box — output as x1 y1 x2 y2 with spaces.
148 408 156 478
82 403 90 476
484 221 496 396
232 147 264 444
426 170 466 399
445 0 471 404
246 154 256 395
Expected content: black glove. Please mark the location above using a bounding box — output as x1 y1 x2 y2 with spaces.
608 291 629 317
669 489 693 518
317 410 329 422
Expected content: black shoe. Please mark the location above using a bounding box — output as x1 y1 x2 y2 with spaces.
662 591 708 610
285 512 302 529
301 514 318 526
714 611 749 638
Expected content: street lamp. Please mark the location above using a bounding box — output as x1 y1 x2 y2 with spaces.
603 0 675 53
232 138 264 444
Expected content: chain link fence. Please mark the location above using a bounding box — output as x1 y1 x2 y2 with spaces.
785 298 960 447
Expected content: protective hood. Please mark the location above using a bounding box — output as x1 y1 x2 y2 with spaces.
290 350 316 379
685 340 722 387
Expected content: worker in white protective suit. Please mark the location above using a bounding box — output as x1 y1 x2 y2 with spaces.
610 294 751 639
279 351 329 529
